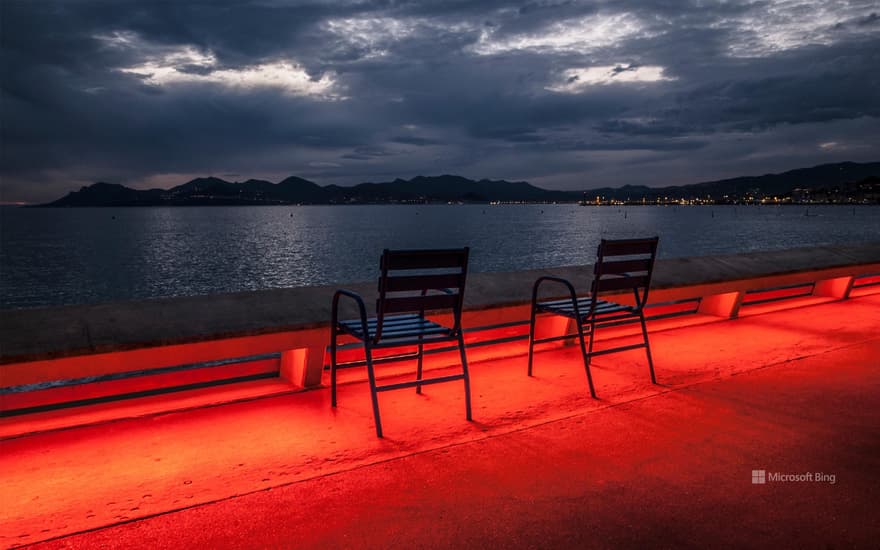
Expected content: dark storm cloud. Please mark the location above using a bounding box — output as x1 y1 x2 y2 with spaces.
1 0 879 202
390 136 441 146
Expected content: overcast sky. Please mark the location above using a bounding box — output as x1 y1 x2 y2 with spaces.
2 0 879 203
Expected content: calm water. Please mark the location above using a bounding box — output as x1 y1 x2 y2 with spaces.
1 204 878 309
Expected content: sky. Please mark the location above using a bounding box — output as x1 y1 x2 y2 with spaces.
1 0 879 203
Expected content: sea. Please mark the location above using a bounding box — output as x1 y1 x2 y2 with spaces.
1 204 878 310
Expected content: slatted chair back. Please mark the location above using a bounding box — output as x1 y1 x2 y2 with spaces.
374 247 470 342
589 237 659 313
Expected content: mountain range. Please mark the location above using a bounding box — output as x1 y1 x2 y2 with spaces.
38 161 880 206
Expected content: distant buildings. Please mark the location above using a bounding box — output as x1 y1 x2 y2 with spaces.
586 177 879 206
790 177 880 204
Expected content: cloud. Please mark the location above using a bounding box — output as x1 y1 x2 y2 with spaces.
547 64 675 92
390 135 442 146
94 31 343 98
716 0 880 57
471 11 653 55
1 0 879 203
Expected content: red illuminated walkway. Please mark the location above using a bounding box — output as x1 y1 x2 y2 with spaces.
3 295 879 548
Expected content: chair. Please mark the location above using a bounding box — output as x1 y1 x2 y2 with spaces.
330 247 472 437
527 237 659 397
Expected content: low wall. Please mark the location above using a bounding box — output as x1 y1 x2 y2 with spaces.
2 243 879 415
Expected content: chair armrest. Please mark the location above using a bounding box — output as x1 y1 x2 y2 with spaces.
332 289 370 338
531 276 583 318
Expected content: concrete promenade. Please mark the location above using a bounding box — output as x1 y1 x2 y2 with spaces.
2 293 879 548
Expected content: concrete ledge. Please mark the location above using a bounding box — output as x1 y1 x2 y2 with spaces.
2 243 879 416
2 243 879 365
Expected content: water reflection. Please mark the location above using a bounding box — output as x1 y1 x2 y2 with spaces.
1 204 877 308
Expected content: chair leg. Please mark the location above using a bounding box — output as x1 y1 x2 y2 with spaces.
416 338 424 394
587 319 596 363
330 324 338 407
458 332 473 421
363 341 384 438
527 303 538 376
577 319 597 398
639 312 657 384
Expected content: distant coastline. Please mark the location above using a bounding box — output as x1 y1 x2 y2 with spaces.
34 161 880 207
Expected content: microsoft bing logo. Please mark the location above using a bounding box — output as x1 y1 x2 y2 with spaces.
750 469 836 484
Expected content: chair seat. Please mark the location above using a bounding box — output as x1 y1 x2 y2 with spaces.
536 296 635 320
338 313 453 343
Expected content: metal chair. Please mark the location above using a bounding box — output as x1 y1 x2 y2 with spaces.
527 237 659 397
330 247 472 437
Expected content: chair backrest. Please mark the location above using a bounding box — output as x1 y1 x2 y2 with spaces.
374 247 470 341
590 237 659 312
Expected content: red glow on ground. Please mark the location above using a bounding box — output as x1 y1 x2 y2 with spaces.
1 294 879 547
